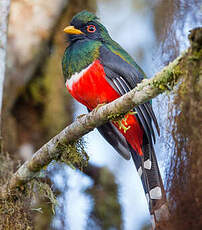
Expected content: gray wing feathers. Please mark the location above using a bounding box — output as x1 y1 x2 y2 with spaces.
97 122 131 160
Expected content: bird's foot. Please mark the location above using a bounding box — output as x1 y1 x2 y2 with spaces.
93 103 107 112
127 110 137 116
113 110 136 133
77 114 86 119
113 119 131 133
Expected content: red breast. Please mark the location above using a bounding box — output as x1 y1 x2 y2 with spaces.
66 59 143 155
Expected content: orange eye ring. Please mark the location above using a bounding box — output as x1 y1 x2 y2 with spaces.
87 25 96 33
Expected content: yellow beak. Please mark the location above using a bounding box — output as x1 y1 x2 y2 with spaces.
63 26 83 34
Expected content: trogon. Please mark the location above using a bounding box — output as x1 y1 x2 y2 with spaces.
62 10 168 229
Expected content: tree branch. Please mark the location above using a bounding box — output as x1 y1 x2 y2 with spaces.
0 0 10 131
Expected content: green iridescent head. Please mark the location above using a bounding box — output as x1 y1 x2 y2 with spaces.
64 10 110 43
71 10 99 24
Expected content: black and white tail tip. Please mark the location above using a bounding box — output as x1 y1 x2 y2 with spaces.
131 143 169 229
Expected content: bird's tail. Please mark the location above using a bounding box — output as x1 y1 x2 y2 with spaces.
130 137 169 229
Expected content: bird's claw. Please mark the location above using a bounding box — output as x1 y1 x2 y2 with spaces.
113 119 131 133
113 110 136 133
113 116 129 133
93 103 107 112
77 114 86 119
127 110 137 115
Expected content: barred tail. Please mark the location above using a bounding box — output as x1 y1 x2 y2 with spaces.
130 138 169 229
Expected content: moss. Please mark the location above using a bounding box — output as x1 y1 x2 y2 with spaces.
107 112 125 121
0 153 30 229
108 110 136 121
32 179 57 214
30 178 57 230
188 49 202 61
57 138 89 171
0 153 57 230
152 65 183 92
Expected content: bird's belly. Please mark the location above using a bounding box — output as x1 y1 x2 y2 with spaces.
66 59 120 110
65 59 143 154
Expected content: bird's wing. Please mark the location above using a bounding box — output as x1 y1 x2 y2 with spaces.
98 46 168 223
97 122 132 160
87 108 131 160
99 45 160 145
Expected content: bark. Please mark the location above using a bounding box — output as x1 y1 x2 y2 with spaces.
0 44 187 199
0 0 10 131
163 27 202 230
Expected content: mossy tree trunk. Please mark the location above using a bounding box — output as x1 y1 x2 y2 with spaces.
165 28 202 230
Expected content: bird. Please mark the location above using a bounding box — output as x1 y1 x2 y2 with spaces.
62 10 168 229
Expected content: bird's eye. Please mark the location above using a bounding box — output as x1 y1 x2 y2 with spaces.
87 25 96 33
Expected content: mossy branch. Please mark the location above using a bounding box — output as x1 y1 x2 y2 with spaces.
0 27 201 199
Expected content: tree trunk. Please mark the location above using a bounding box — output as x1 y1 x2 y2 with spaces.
0 0 10 132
